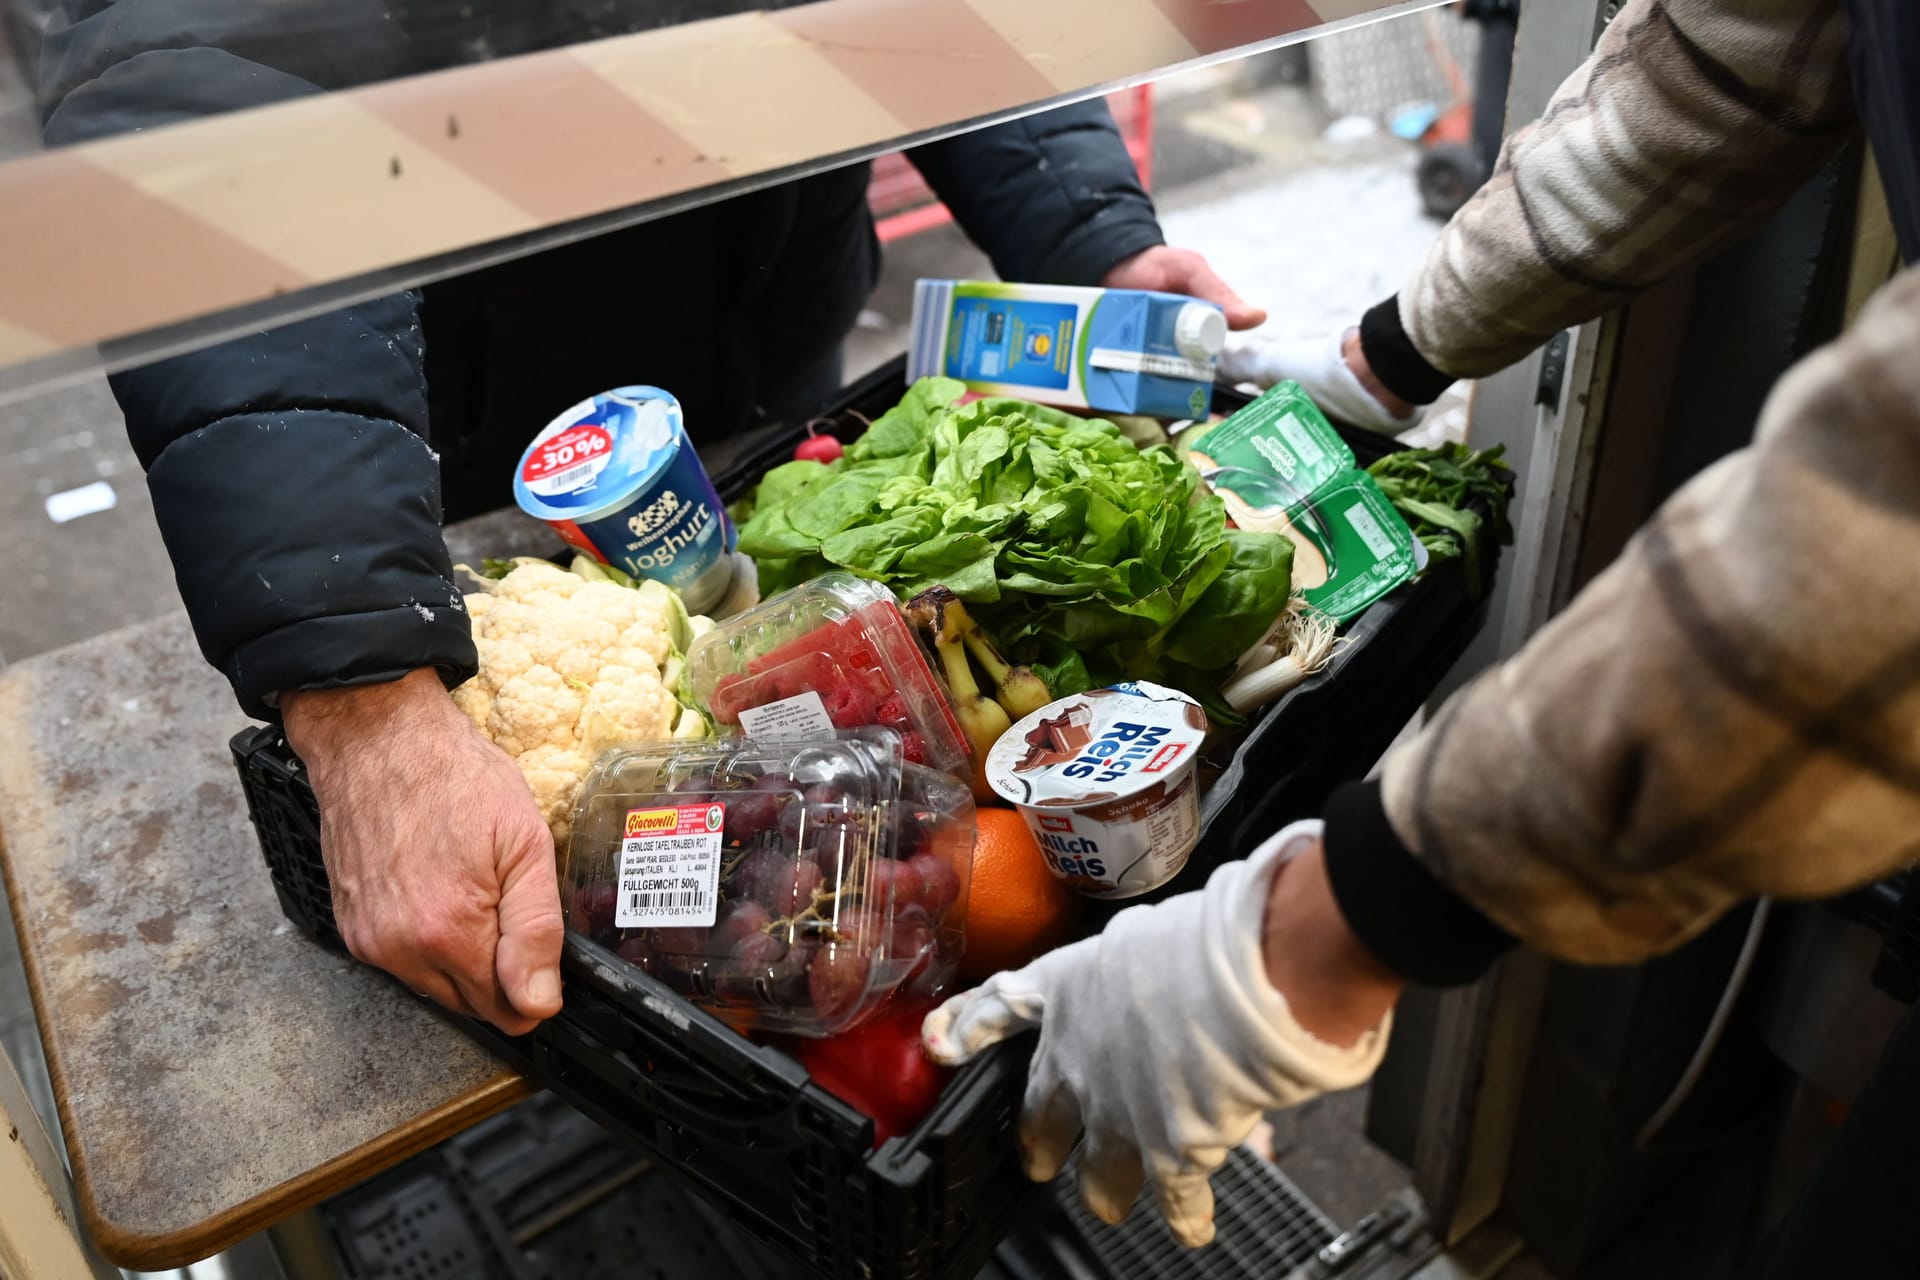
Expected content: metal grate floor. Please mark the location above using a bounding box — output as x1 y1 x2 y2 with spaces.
1060 1148 1338 1279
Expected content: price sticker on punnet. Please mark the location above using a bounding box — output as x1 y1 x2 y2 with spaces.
615 802 727 928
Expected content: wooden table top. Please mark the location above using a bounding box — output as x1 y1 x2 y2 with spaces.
0 508 566 1269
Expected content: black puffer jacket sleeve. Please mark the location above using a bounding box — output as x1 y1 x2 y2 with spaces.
908 99 1164 286
38 2 477 721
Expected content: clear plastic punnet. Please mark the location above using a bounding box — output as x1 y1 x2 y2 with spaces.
562 730 975 1037
684 573 971 782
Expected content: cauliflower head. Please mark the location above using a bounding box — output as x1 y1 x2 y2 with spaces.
455 559 708 841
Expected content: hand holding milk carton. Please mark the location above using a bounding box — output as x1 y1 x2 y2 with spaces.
907 279 1227 420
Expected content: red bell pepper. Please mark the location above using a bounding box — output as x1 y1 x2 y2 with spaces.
793 997 951 1146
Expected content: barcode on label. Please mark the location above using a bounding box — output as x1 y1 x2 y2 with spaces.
627 888 710 917
539 460 601 491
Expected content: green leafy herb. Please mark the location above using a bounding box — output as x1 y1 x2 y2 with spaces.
736 378 1294 690
1366 444 1514 597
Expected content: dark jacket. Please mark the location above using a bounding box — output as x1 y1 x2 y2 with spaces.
35 1 1165 720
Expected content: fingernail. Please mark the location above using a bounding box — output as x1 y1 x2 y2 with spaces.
528 968 561 1009
1021 1142 1064 1183
1079 1179 1120 1224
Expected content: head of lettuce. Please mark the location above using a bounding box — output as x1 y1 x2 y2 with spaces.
734 378 1293 709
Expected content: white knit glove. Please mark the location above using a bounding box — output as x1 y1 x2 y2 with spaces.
922 821 1390 1247
1216 330 1422 433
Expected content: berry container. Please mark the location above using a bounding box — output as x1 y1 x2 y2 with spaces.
685 573 971 782
562 731 974 1036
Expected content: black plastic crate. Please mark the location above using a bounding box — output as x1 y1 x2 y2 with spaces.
236 358 1504 1280
235 725 1040 1280
323 1093 789 1280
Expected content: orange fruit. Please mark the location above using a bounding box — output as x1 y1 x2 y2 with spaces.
957 809 1083 980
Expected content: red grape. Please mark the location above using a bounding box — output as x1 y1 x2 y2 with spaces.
790 860 825 910
809 810 863 860
651 926 714 957
817 802 863 830
614 935 655 969
726 792 787 843
804 780 857 810
810 827 858 889
779 798 857 850
825 904 886 948
729 931 788 969
888 904 936 965
765 942 817 1006
716 900 772 946
572 882 618 940
732 849 786 904
891 809 938 860
719 932 789 1005
863 858 924 912
809 941 875 1022
646 928 720 995
909 854 961 915
735 849 824 915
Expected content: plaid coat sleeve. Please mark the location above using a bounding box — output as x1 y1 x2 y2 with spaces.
1355 264 1920 968
1321 0 1920 978
1366 0 1857 396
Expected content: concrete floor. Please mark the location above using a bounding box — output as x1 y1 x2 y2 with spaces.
0 40 1461 1277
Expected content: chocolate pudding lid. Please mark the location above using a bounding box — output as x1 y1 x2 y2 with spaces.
984 681 1207 809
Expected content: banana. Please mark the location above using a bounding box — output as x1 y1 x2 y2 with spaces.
906 587 1022 800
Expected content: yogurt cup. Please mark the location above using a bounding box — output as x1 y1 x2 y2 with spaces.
513 386 736 614
984 681 1208 899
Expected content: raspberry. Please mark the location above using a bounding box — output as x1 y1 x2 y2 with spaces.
823 683 872 728
875 694 912 730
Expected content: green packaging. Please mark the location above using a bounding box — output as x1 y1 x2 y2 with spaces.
1183 382 1420 622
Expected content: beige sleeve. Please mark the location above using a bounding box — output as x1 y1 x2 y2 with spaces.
1381 265 1920 964
1403 0 1857 378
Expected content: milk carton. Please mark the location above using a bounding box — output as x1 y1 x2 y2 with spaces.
907 279 1227 419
